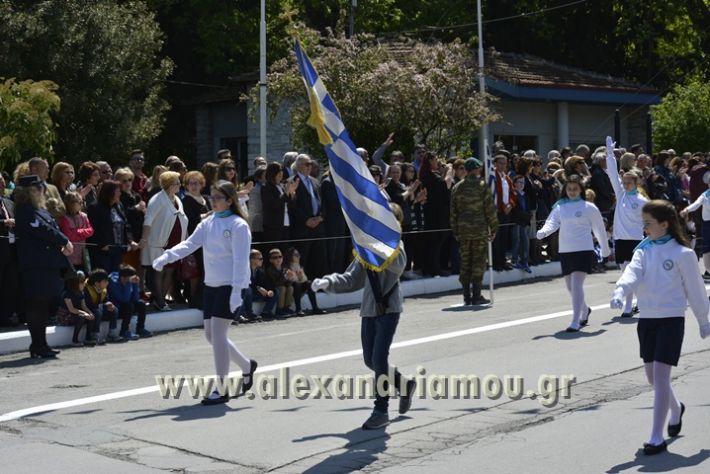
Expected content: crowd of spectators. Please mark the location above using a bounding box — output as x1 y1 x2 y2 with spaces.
1 140 709 357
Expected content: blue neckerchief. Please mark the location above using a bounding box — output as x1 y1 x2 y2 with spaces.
552 196 582 209
634 233 673 252
703 188 710 198
215 209 234 218
625 188 639 196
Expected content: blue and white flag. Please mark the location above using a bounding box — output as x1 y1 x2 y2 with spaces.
293 39 401 271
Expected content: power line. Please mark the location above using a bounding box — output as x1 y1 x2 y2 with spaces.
379 0 589 36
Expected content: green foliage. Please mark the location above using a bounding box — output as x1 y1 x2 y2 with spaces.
249 29 497 160
652 76 710 152
0 0 173 164
0 78 60 169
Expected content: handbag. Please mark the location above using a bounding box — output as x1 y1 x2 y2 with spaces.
179 254 200 280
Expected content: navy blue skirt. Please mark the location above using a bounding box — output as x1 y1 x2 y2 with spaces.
559 251 595 275
203 285 236 320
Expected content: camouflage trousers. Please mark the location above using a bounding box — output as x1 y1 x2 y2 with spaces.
458 238 489 286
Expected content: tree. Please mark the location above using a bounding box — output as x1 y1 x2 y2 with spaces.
0 78 60 170
652 76 710 152
0 1 173 164
250 29 497 160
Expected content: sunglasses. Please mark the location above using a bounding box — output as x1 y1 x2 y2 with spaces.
270 255 283 259
121 179 133 183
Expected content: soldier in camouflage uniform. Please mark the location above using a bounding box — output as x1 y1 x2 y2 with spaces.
450 158 498 305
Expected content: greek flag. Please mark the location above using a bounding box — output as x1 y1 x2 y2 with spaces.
294 39 401 271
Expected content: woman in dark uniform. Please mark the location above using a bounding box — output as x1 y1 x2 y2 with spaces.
14 175 73 358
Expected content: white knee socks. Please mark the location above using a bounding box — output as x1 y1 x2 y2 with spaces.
204 318 251 381
564 272 587 329
648 362 682 445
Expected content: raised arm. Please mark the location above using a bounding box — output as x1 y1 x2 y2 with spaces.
604 136 623 199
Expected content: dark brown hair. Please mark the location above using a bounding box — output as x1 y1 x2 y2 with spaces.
642 200 690 247
213 180 247 221
97 180 120 206
561 174 585 198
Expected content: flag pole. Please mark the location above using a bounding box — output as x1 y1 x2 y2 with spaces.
476 0 494 304
259 0 267 158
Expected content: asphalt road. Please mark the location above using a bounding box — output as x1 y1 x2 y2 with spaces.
2 270 710 473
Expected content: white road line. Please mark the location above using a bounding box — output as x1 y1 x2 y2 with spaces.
0 302 609 423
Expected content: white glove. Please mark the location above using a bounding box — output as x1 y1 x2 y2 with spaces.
605 136 615 153
152 253 169 272
229 288 242 314
610 288 624 309
311 278 329 292
535 230 544 240
699 322 710 339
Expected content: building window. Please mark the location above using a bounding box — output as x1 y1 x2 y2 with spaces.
495 135 539 154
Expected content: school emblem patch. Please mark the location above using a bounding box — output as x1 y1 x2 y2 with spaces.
662 259 673 271
631 203 639 210
223 230 231 239
575 211 582 217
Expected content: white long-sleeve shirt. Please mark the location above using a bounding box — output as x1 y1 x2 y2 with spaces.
613 239 709 323
684 190 710 221
605 152 647 240
536 199 610 256
157 214 251 290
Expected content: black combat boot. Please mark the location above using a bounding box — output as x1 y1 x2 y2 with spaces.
463 283 472 306
472 283 490 305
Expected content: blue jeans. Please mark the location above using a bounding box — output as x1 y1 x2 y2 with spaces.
361 313 405 413
241 287 279 316
93 304 118 335
510 224 529 266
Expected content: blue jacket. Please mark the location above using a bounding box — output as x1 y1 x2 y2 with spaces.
108 272 140 304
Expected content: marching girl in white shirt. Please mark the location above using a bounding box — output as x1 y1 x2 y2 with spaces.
680 174 710 276
611 200 710 455
536 175 610 331
153 180 257 405
604 136 648 317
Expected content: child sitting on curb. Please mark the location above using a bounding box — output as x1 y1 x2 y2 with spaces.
84 268 123 343
109 264 152 340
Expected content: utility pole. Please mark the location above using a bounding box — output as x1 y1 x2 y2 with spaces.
259 0 267 158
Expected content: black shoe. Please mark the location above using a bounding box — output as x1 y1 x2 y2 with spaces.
620 312 633 318
295 310 306 317
201 390 229 405
580 307 591 326
643 441 667 455
668 402 685 437
242 359 258 394
463 298 472 306
399 379 417 415
474 296 490 305
362 411 389 430
565 327 579 333
29 346 57 359
310 308 327 315
632 305 639 314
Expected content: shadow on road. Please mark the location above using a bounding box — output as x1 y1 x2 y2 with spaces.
120 404 252 422
602 316 639 327
441 305 492 312
291 421 395 474
532 329 606 341
606 445 710 473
